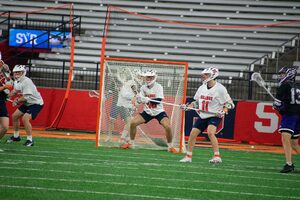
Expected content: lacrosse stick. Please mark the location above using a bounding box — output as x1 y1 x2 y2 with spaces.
148 99 217 115
0 60 11 79
251 72 276 100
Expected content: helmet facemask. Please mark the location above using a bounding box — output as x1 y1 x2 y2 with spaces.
13 65 26 81
142 69 157 86
200 67 219 84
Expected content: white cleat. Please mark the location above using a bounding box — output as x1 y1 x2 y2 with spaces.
209 156 222 164
179 156 192 163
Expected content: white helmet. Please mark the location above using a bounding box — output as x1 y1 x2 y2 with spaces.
200 67 219 84
142 69 157 86
13 65 26 81
132 69 143 85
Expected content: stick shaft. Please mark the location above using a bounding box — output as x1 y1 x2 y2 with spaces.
148 99 216 115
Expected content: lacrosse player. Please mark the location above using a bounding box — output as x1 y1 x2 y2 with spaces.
273 66 300 173
0 61 13 142
116 70 141 145
107 80 122 142
118 69 144 144
6 65 44 147
121 69 178 153
179 67 234 163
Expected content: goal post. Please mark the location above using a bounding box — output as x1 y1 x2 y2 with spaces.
96 57 188 152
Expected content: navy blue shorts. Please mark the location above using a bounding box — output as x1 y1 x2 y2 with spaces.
18 104 43 120
193 117 222 132
140 111 168 124
279 114 300 139
0 101 9 117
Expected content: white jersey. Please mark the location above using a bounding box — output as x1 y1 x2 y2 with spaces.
14 77 44 106
117 80 136 109
194 82 232 119
140 82 164 116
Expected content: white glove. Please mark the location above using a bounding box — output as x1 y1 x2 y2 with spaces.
216 109 226 118
136 95 150 104
179 104 189 111
140 96 150 104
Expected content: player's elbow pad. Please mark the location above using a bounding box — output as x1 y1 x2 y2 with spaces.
224 101 235 110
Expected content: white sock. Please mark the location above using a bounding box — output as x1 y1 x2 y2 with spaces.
27 135 33 141
167 143 172 148
214 151 220 156
121 130 129 138
13 131 19 138
287 162 293 166
129 139 135 145
186 151 193 157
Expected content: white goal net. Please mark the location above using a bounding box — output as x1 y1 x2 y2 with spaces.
96 58 187 152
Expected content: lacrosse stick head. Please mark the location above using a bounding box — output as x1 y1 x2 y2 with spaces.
0 60 4 68
117 67 133 84
278 66 298 85
132 68 143 85
251 72 265 87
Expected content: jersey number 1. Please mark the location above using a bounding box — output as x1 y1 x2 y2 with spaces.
201 101 209 111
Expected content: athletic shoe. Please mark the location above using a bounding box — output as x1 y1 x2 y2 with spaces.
23 140 34 147
168 147 178 153
120 143 132 149
179 155 192 163
6 136 21 143
280 164 294 173
209 156 222 164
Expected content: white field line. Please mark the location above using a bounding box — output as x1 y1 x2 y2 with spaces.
1 158 299 184
34 138 285 161
0 175 300 199
1 151 298 179
0 154 287 178
0 184 196 200
2 148 287 170
0 162 300 194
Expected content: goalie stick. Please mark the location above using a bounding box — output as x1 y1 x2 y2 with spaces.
251 72 276 100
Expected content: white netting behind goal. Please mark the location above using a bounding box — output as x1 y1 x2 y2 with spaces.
96 58 187 152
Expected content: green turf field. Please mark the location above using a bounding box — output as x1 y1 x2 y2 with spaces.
0 136 299 200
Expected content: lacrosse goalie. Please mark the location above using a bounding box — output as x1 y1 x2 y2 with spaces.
0 60 13 142
179 67 234 163
116 68 143 145
273 66 300 173
121 69 178 153
6 65 44 147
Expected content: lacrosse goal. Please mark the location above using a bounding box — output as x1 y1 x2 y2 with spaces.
96 57 188 152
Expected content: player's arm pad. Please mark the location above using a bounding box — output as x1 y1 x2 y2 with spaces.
149 98 162 105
